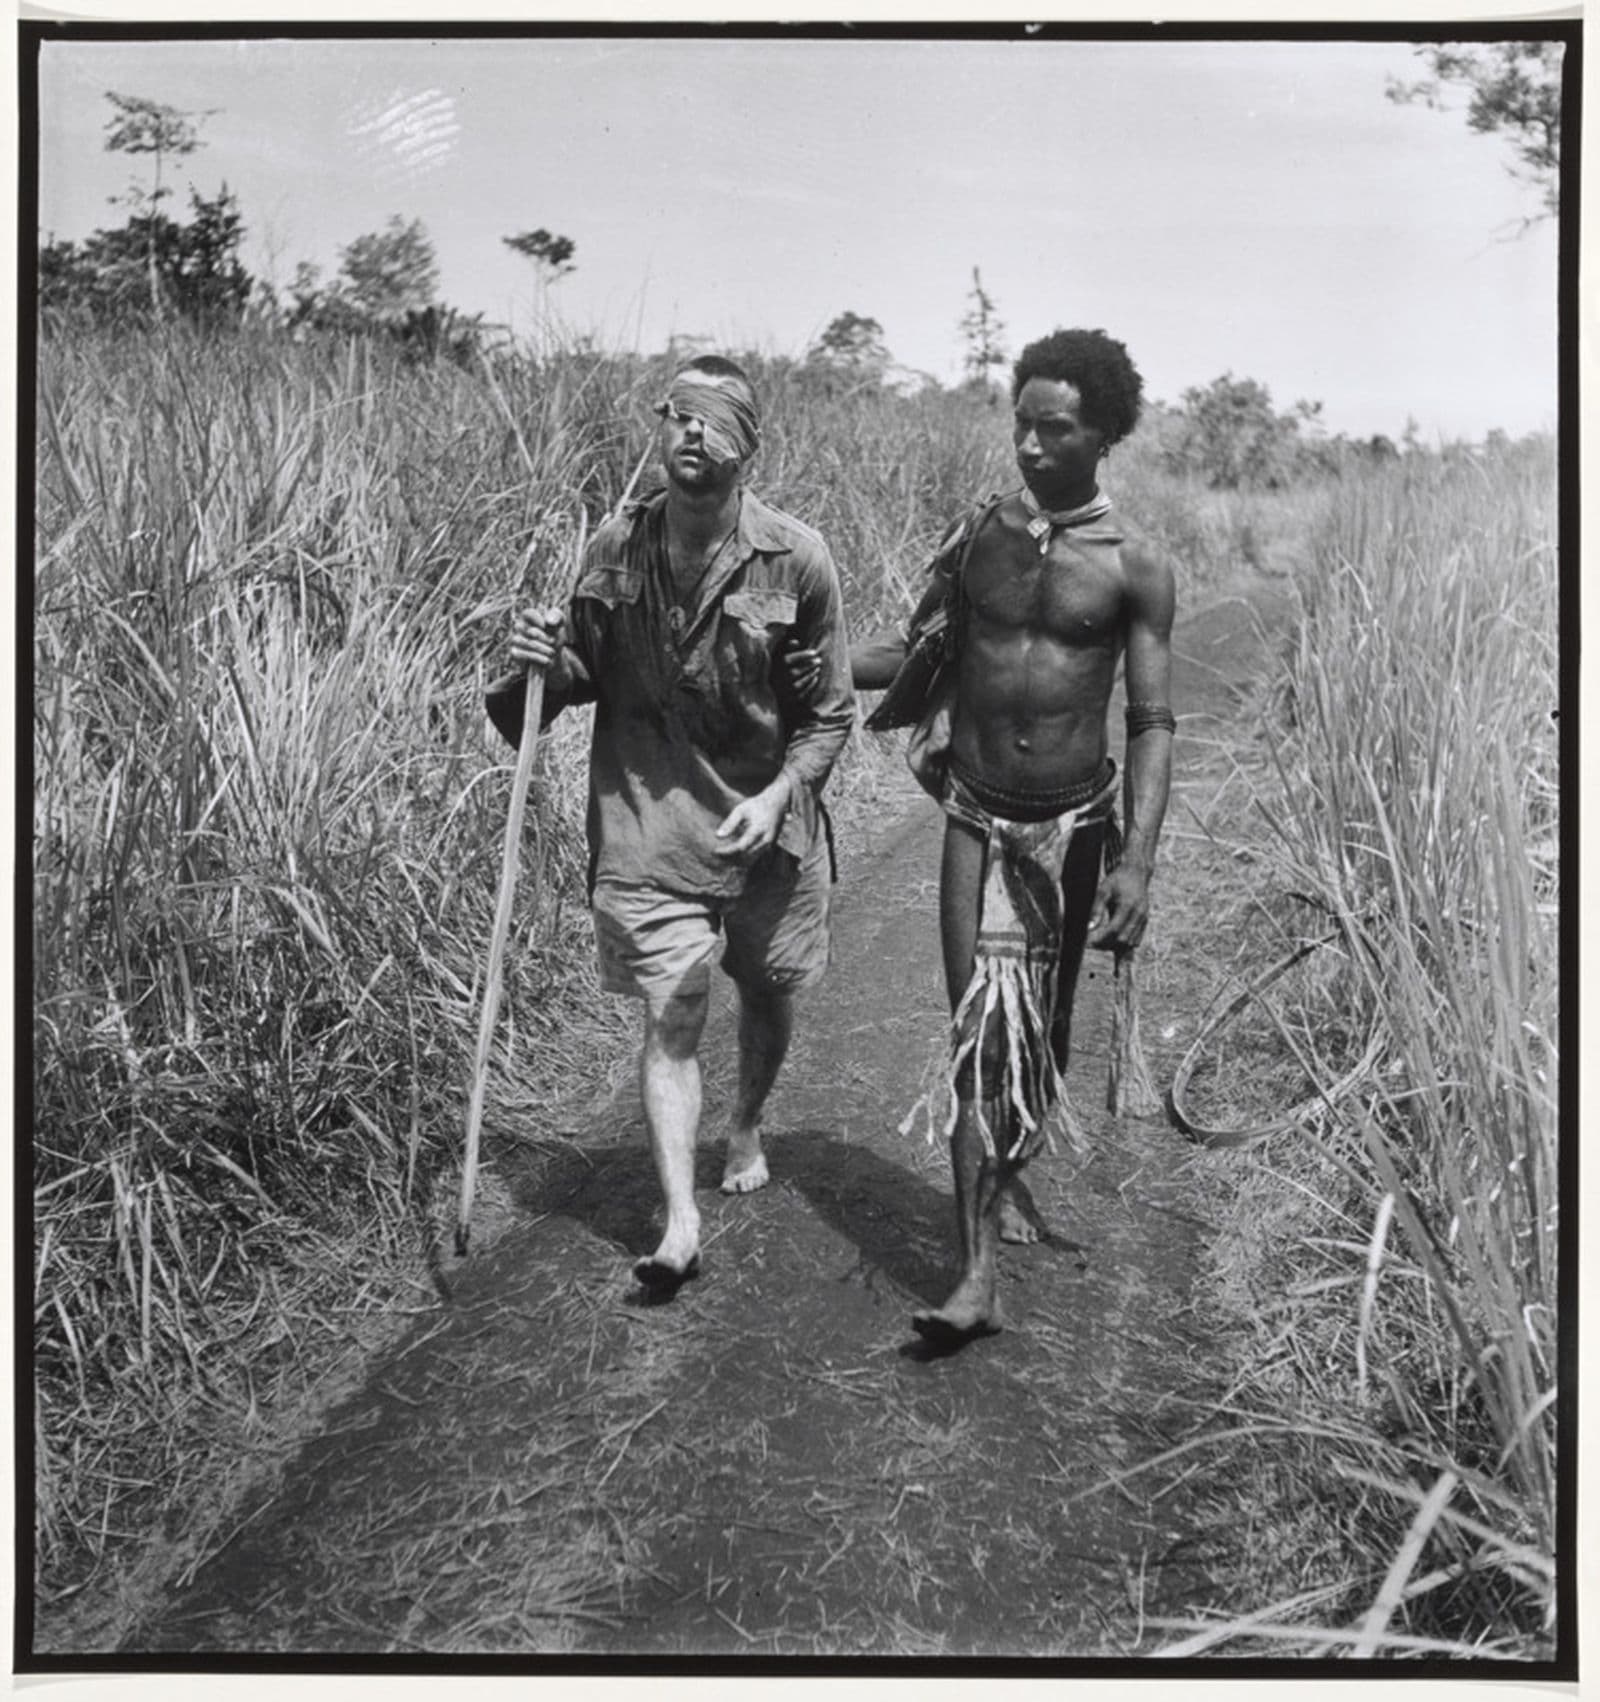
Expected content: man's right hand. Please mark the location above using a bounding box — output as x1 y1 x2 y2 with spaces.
511 605 568 684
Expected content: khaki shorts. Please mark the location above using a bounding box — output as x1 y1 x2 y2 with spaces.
592 840 832 1001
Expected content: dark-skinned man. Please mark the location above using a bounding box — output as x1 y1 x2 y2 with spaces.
788 327 1175 1346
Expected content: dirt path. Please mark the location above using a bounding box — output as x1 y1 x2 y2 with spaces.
123 576 1290 1658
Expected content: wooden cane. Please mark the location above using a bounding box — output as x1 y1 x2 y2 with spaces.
455 446 653 1256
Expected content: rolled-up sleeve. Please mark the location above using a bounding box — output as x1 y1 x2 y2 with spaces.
536 596 601 729
781 542 855 794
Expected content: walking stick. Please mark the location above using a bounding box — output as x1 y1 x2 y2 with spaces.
456 446 653 1257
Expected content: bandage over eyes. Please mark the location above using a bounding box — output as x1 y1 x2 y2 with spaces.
657 378 760 466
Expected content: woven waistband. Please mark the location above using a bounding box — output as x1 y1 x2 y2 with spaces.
947 755 1116 824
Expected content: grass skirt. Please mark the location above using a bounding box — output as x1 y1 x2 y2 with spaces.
899 771 1161 1160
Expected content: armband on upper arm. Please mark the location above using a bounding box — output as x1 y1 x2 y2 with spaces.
1126 701 1177 737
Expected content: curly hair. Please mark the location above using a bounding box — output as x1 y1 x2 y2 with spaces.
1011 329 1144 446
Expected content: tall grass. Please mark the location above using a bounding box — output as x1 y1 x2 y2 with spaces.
1184 440 1559 1655
33 322 641 1598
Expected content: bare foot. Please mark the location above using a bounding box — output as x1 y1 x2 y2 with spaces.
632 1250 701 1294
720 1126 769 1194
999 1178 1043 1245
910 1275 1003 1349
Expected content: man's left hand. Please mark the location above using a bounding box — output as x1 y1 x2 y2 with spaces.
715 780 791 858
1088 865 1151 953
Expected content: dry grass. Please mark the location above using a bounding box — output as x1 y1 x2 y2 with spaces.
1142 438 1559 1660
32 321 649 1618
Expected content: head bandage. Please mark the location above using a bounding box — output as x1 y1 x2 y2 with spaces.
657 374 760 466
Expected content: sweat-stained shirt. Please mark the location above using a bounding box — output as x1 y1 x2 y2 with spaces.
540 485 854 899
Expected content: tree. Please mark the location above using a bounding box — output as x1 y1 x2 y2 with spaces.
806 310 890 379
1166 373 1317 489
103 90 215 313
285 225 481 361
104 90 214 212
38 186 253 327
334 215 440 323
1387 42 1562 218
504 228 577 341
503 227 577 281
958 267 1007 393
168 186 253 322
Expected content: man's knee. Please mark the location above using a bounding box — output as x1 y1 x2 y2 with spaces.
734 978 792 1026
954 1023 1006 1098
643 987 709 1060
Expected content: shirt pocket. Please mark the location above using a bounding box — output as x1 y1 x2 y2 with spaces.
718 589 799 695
723 589 798 636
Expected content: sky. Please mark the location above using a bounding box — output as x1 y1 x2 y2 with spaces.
33 28 1565 443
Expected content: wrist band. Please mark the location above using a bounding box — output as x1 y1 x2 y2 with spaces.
1125 701 1177 736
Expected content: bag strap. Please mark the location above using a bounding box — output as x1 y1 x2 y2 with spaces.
934 490 1006 653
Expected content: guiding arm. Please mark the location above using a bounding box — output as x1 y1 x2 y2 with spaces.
786 628 904 696
788 515 969 697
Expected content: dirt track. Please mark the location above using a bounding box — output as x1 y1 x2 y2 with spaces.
123 579 1287 1658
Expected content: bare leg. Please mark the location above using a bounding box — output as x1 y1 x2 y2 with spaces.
1001 822 1104 1245
936 813 1039 1270
913 1096 1010 1345
633 987 709 1288
720 983 793 1193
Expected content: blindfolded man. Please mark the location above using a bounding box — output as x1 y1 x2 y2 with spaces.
496 356 854 1293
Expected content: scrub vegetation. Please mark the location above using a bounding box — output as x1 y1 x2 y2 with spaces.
1146 439 1560 1656
32 302 1559 1660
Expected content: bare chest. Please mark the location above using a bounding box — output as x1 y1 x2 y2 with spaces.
965 528 1126 645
